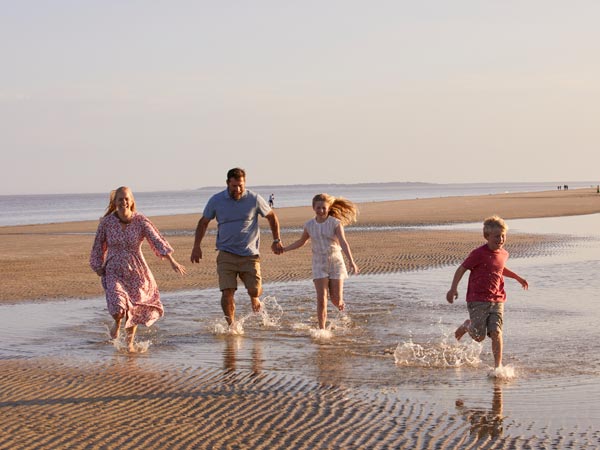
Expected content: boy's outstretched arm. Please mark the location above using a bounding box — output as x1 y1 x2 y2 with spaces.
503 267 529 290
446 265 467 304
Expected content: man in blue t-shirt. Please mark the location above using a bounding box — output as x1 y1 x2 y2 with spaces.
190 168 283 325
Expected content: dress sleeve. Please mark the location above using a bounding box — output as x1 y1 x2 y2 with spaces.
140 215 174 257
89 220 107 272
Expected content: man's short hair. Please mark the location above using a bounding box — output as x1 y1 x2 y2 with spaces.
227 167 246 181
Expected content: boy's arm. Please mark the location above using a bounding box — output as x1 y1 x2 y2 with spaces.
446 265 467 304
503 267 529 290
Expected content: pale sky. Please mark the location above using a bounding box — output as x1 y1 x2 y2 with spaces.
1 1 599 195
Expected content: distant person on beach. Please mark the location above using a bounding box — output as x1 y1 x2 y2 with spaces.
446 215 528 369
90 186 186 352
282 193 359 329
190 168 283 326
269 193 275 208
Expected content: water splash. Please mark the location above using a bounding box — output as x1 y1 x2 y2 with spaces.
309 328 333 340
211 296 284 335
394 334 482 368
257 295 283 328
488 365 516 380
109 334 151 353
212 319 245 336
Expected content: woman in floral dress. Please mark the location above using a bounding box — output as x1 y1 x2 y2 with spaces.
90 186 186 351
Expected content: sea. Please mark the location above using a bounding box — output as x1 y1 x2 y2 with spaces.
1 180 599 448
0 180 594 227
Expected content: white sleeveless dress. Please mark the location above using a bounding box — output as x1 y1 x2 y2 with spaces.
304 216 348 280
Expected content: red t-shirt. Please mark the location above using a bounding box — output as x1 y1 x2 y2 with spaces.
462 244 509 303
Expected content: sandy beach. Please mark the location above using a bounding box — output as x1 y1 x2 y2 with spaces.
1 188 599 449
1 188 598 303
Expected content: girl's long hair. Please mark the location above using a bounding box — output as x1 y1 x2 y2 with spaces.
103 186 136 217
312 193 358 226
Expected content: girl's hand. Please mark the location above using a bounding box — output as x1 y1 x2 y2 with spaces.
349 262 359 274
95 268 105 277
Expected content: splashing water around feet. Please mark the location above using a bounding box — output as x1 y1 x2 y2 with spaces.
489 365 516 380
258 296 283 328
211 296 284 335
106 326 150 353
212 318 245 336
309 328 333 340
394 332 482 368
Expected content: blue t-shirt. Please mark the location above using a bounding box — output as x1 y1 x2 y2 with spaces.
202 189 271 256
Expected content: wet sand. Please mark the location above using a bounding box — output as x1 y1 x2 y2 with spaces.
1 188 599 449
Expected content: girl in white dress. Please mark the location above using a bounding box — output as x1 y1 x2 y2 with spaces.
282 194 359 329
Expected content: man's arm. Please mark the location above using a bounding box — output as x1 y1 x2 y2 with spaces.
265 210 283 254
190 216 211 263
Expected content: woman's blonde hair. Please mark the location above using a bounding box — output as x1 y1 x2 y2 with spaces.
103 186 136 217
312 193 358 226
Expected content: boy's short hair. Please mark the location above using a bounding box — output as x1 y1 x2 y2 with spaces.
483 215 508 236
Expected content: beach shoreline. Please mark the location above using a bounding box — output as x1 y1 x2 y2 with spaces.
1 188 598 303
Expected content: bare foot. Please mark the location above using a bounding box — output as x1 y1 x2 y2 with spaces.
127 343 136 353
455 319 471 341
251 298 262 313
110 322 120 340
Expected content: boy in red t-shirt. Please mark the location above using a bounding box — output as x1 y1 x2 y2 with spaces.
446 215 528 368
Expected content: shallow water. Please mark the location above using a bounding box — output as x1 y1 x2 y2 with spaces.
1 214 599 443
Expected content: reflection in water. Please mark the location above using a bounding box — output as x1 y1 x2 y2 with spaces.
222 336 263 375
456 381 504 439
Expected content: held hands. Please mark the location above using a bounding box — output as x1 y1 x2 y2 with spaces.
271 240 284 255
446 289 458 304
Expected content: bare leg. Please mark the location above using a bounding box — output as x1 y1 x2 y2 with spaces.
110 313 123 339
328 279 345 311
455 319 471 340
221 288 236 326
314 278 329 329
247 287 262 314
126 325 137 352
490 330 503 368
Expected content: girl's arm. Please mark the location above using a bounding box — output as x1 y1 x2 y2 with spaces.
282 228 310 253
335 224 359 274
446 265 467 303
503 267 528 290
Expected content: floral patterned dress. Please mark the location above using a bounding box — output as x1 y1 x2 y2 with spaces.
90 212 174 328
